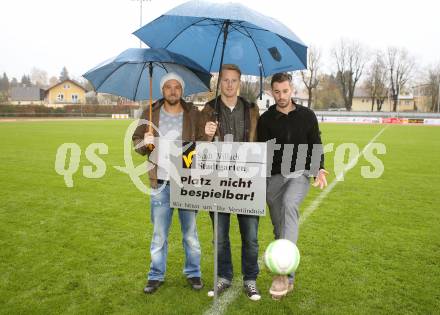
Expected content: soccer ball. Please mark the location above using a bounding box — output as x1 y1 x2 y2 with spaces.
264 239 300 275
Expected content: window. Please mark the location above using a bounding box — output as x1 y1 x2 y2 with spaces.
57 93 64 101
64 84 70 89
71 94 78 103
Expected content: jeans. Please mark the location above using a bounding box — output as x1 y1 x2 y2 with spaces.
210 212 259 282
148 184 201 281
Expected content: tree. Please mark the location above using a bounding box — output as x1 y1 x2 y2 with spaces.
0 72 9 92
49 76 59 86
314 74 344 109
364 51 388 111
82 79 95 92
59 66 70 82
300 46 321 108
30 67 48 87
240 75 259 104
332 39 367 111
10 77 18 88
20 74 32 87
426 65 440 112
385 47 415 111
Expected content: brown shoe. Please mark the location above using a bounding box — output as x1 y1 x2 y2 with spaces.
269 275 288 300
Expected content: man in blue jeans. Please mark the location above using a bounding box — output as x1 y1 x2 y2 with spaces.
199 64 261 301
132 72 203 294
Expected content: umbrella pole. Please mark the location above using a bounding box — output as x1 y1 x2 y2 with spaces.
213 20 230 304
147 63 154 151
213 20 230 122
213 204 218 305
148 62 153 133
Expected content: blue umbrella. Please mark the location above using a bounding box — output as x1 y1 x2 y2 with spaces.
133 0 307 79
84 47 211 140
83 47 211 101
133 0 307 118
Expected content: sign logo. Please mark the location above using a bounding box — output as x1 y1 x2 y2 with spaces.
182 142 196 168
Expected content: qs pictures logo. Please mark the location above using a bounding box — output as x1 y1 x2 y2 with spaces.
182 142 196 168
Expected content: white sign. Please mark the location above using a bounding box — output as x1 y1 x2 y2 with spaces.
424 119 440 125
170 141 267 216
322 116 381 124
112 114 129 119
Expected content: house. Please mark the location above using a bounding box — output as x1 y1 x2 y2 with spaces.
256 91 274 111
45 79 86 107
292 90 310 107
256 89 311 111
412 84 436 112
10 86 45 105
352 87 415 112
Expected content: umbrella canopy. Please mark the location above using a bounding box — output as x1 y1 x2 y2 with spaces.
133 0 308 77
83 47 212 101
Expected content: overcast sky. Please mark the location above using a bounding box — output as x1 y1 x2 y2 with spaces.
1 0 439 81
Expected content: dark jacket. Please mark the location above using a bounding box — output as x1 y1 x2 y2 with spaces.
132 98 200 188
197 96 260 142
257 102 325 175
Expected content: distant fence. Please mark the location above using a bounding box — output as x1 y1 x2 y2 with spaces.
0 104 139 118
313 111 440 119
311 111 440 125
0 112 113 118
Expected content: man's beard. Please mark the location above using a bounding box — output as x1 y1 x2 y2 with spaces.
277 100 289 107
165 96 179 106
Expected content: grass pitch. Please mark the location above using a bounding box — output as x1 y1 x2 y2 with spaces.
0 120 439 314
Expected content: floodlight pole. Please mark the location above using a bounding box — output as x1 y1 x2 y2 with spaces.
132 0 151 48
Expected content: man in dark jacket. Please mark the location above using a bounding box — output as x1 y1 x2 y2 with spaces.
257 72 328 300
132 72 203 294
199 64 261 301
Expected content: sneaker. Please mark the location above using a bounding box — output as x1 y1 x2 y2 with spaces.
243 281 261 301
269 275 288 300
188 277 204 290
207 279 231 297
143 280 163 294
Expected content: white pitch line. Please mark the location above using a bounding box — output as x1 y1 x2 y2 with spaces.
203 126 388 315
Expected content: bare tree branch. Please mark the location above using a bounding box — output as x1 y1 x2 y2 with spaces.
300 46 321 108
385 47 415 111
332 39 367 111
365 51 388 111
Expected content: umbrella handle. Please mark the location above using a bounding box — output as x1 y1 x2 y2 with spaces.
147 64 154 151
147 95 154 151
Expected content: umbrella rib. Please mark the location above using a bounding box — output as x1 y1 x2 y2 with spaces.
163 17 211 49
208 20 226 73
154 62 168 71
241 25 267 77
162 64 170 73
278 36 307 68
133 63 148 101
236 21 269 32
229 23 252 38
196 20 223 27
93 62 129 92
134 62 171 100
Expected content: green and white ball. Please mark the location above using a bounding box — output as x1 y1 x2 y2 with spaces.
264 239 300 275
